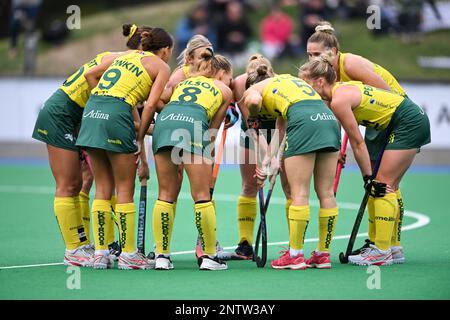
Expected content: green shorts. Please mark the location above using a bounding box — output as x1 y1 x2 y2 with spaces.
240 119 276 149
365 128 388 161
76 95 137 153
152 103 212 159
32 89 83 151
284 101 341 158
385 98 431 151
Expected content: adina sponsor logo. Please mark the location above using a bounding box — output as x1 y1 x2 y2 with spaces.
310 113 336 121
160 113 195 123
83 109 110 120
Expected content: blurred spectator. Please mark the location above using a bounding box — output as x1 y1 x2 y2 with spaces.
260 3 294 59
216 1 252 67
207 0 247 27
298 0 330 51
9 0 42 59
175 2 218 55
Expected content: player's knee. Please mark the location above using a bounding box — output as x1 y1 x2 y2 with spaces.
191 190 211 203
56 179 82 197
242 182 257 197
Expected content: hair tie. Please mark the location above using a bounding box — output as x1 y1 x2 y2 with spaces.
206 47 214 56
129 24 138 39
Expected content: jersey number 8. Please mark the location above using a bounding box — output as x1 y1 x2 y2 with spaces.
178 87 202 103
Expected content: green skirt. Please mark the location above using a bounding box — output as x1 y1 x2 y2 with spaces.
385 98 431 151
152 103 212 159
32 89 83 151
76 95 137 153
284 100 341 158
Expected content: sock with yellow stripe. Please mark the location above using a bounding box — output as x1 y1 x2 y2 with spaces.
391 189 404 247
106 195 117 245
318 207 339 252
285 198 293 231
374 192 397 251
116 203 136 254
195 201 217 255
152 200 175 255
368 196 376 242
78 192 91 244
288 205 310 250
237 195 257 245
54 196 86 250
91 199 113 251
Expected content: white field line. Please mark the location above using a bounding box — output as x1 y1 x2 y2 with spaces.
0 185 430 270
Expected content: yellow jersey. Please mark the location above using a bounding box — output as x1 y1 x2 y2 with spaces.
92 51 153 108
261 74 323 119
182 65 190 78
60 51 111 108
169 76 223 120
339 52 406 96
332 81 405 130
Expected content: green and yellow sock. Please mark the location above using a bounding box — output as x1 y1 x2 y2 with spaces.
368 196 376 242
374 192 397 251
116 203 136 254
391 189 404 247
318 207 339 252
152 200 175 255
91 199 113 251
288 205 310 250
78 191 91 244
237 195 257 245
54 196 86 250
195 201 217 255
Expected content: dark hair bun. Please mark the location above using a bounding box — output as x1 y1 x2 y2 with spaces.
122 24 132 37
200 48 213 60
256 64 268 76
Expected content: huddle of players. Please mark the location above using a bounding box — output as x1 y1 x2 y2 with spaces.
32 21 430 271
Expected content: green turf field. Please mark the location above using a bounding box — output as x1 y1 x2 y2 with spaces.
0 163 449 300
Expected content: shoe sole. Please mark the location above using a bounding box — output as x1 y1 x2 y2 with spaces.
306 263 331 269
272 262 307 270
64 260 92 267
199 260 228 270
393 258 405 264
118 265 151 270
199 266 228 270
350 259 393 266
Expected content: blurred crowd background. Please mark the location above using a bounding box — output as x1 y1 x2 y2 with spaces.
0 0 449 78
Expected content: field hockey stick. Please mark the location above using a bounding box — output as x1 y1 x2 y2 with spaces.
137 178 147 255
254 136 286 264
210 127 228 197
333 133 349 195
339 129 391 264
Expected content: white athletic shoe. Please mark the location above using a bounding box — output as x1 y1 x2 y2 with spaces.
93 250 114 269
216 242 233 260
118 251 154 270
155 254 174 270
391 246 405 264
64 245 94 267
198 255 228 271
348 244 393 266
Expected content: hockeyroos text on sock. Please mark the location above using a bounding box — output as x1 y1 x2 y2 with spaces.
174 304 276 317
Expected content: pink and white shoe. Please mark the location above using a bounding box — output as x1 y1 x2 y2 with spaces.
64 245 94 267
93 250 114 269
118 251 154 270
306 251 331 269
271 249 306 270
348 244 393 266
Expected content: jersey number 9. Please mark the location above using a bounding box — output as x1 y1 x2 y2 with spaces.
98 68 122 90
